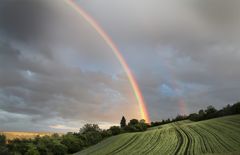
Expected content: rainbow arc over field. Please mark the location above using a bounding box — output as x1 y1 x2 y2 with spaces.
65 0 151 123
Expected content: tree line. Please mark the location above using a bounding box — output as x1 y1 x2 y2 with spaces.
150 102 240 127
0 117 148 155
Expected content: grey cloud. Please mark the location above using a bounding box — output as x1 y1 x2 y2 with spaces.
79 0 240 44
0 0 120 65
0 35 139 131
0 0 48 41
1 0 240 131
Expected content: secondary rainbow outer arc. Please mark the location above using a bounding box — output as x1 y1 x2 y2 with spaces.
65 0 151 123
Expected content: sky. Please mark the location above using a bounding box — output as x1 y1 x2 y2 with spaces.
0 0 240 132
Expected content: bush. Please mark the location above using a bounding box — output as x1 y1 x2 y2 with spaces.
138 122 148 131
109 126 121 135
0 134 6 146
61 133 83 153
25 144 40 155
80 124 101 134
189 113 201 121
52 142 67 155
7 138 32 154
101 130 112 138
128 119 139 126
123 119 148 132
124 125 137 132
83 131 103 146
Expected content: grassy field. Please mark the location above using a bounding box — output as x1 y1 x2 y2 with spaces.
75 115 240 155
0 132 57 140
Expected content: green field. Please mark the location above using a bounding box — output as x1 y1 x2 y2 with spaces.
75 115 240 155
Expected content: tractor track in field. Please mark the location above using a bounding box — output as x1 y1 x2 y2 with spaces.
197 125 232 152
175 124 192 155
134 130 159 153
188 126 209 153
173 125 184 155
201 124 235 151
215 121 240 133
179 126 192 155
150 129 177 154
209 121 240 144
142 130 163 154
106 135 138 155
118 133 149 153
183 127 195 155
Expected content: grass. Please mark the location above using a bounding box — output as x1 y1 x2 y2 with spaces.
75 115 240 155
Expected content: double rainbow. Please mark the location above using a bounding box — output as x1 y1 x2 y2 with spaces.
65 0 150 123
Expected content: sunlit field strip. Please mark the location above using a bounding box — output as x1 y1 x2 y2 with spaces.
0 132 56 140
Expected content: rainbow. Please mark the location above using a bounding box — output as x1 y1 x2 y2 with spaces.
64 0 150 123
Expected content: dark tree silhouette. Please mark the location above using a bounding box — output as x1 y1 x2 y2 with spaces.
128 119 139 126
120 116 126 128
205 105 217 115
109 126 121 135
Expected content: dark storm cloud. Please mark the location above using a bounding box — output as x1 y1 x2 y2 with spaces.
193 0 240 28
0 0 60 61
0 0 52 41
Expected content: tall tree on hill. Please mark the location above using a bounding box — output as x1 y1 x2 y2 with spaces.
120 116 126 128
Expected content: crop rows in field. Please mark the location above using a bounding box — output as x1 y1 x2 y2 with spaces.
76 115 240 155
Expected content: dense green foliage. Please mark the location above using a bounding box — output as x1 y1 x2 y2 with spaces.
109 126 122 135
0 125 101 155
75 115 240 155
0 134 8 155
123 119 148 132
0 134 6 146
0 119 148 155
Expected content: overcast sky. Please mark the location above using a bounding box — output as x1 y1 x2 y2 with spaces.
0 0 240 132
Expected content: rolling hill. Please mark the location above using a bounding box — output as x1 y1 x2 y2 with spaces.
75 115 240 155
